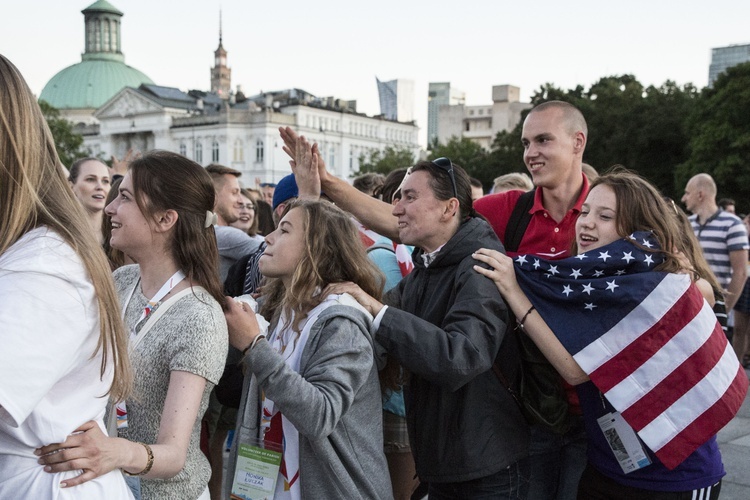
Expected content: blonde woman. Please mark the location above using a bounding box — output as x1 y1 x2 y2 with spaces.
0 56 132 498
68 157 111 244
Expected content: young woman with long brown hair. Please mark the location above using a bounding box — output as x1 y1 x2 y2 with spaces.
37 151 229 499
0 55 132 498
223 199 393 499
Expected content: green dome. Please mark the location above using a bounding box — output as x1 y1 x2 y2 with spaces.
40 57 153 110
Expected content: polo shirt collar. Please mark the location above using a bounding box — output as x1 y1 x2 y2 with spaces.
529 172 590 215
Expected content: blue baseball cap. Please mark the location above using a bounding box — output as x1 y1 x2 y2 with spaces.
272 174 298 210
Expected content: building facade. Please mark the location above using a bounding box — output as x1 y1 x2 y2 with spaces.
84 85 420 183
709 43 750 85
427 82 465 146
436 84 531 151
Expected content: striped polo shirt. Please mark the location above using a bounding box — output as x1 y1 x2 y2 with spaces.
690 209 749 289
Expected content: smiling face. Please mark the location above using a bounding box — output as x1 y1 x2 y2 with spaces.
104 172 153 259
576 184 620 253
259 207 306 287
215 174 243 224
231 193 256 233
521 107 581 189
391 170 457 253
70 160 111 213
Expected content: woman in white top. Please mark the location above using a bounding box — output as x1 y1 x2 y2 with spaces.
37 151 229 499
0 55 133 498
68 157 111 244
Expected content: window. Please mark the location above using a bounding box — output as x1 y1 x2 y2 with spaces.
256 139 264 163
329 146 335 168
233 139 244 162
179 142 186 156
195 141 203 164
211 140 219 162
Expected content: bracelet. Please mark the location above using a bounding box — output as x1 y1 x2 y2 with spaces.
242 334 266 356
122 442 154 476
515 305 536 331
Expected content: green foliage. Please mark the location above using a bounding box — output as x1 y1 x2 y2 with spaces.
38 100 86 168
676 62 750 212
357 145 415 175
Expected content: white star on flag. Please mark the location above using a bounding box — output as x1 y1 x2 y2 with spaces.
575 253 588 260
598 251 611 262
642 238 654 248
593 270 605 277
548 265 560 276
622 251 635 263
562 285 573 296
533 259 541 269
584 302 597 310
644 254 654 266
615 270 626 276
582 283 595 295
516 255 528 265
606 280 619 292
570 268 582 279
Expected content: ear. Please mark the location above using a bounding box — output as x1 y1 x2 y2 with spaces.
572 130 586 154
443 198 460 219
153 209 179 233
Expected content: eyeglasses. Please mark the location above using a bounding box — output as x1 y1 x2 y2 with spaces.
239 203 256 211
431 157 458 199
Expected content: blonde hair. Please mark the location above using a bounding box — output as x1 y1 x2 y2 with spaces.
0 55 131 400
259 200 384 332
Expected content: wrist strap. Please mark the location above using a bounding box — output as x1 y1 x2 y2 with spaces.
242 334 266 356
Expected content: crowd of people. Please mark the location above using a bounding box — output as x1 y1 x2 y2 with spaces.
1 52 748 500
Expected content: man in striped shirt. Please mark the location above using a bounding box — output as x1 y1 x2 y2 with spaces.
682 173 749 311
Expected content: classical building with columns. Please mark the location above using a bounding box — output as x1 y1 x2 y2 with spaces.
41 1 420 182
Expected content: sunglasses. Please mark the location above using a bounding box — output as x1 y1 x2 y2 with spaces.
431 157 458 199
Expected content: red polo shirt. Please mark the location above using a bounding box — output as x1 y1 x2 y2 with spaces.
475 174 590 258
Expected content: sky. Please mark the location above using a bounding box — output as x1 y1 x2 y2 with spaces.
3 0 749 148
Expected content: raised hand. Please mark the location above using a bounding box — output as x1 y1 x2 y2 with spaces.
472 248 522 299
323 282 384 317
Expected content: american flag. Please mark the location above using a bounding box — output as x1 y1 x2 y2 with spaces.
513 232 748 470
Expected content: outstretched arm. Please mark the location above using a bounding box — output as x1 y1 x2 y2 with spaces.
279 126 401 239
473 248 588 385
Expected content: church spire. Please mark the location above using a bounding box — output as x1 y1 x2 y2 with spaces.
211 10 231 98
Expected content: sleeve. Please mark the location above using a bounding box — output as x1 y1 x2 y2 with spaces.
218 227 261 262
377 262 510 392
473 191 520 244
167 302 229 385
0 261 97 427
726 218 750 252
243 316 373 440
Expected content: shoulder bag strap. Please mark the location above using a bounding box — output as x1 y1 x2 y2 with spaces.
503 189 536 253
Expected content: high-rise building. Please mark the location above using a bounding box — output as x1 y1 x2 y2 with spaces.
709 43 750 86
427 82 465 146
437 85 531 151
376 78 414 122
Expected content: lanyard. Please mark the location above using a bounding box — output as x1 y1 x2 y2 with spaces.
123 270 186 329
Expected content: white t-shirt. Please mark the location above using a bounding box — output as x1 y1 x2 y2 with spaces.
0 227 133 499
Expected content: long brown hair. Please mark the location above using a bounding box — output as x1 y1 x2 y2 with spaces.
0 55 131 400
128 151 227 309
589 168 683 274
259 200 384 331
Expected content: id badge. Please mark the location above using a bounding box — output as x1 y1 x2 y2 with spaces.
596 411 651 474
231 437 283 500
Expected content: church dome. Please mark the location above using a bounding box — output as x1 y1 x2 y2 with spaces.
39 0 153 110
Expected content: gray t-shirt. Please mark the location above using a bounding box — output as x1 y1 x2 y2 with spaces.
214 225 261 282
115 265 228 500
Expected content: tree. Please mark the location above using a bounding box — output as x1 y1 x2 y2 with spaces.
429 136 493 187
357 146 415 175
39 100 86 168
676 62 750 212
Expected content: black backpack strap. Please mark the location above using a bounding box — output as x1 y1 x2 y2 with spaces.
366 242 396 254
503 189 536 253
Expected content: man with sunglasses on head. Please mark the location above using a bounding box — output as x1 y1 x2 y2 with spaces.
280 100 590 500
281 131 529 498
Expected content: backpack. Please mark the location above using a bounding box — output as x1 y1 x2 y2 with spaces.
493 189 573 435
